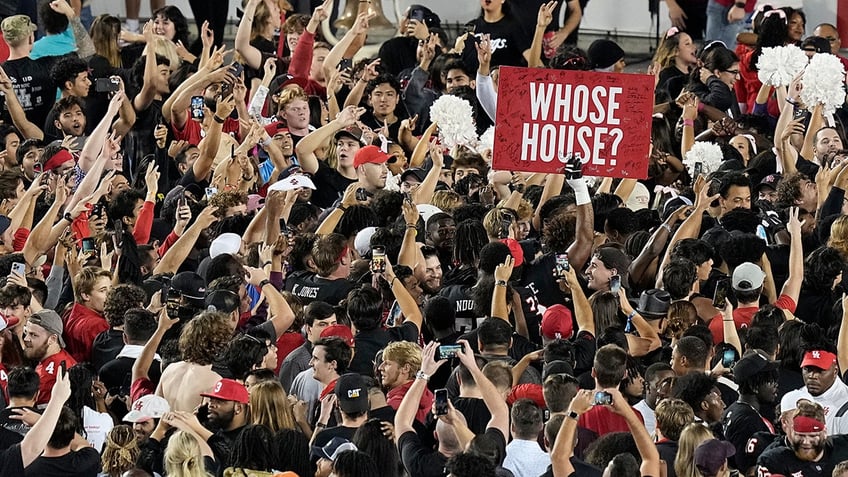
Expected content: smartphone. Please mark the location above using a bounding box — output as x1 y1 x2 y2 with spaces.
437 344 462 360
593 391 613 406
793 106 807 120
160 276 171 303
229 61 244 78
94 77 120 93
355 188 368 202
722 348 738 368
609 275 621 294
190 96 205 120
10 262 25 276
434 388 449 416
371 245 386 273
59 360 67 375
81 237 96 253
499 213 513 239
113 220 124 249
91 203 103 218
338 58 353 71
693 161 703 178
555 253 570 278
410 8 425 22
713 278 729 309
205 187 218 201
166 286 182 319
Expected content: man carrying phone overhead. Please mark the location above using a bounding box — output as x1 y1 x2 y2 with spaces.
23 309 76 407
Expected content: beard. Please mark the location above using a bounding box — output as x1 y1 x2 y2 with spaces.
207 407 235 431
23 341 49 362
791 438 825 461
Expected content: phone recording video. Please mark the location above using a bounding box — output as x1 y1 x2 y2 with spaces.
190 96 205 120
609 275 622 294
713 278 730 309
434 389 449 416
371 245 386 274
555 254 570 278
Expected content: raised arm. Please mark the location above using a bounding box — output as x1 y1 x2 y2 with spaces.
408 122 436 168
78 91 124 172
133 22 159 112
111 77 137 137
152 206 218 275
51 0 95 58
411 143 443 205
532 174 563 234
234 0 264 69
612 388 660 476
193 95 236 180
295 105 364 174
562 260 593 336
491 255 514 322
322 11 373 83
781 206 804 303
0 66 43 139
455 339 509 438
395 342 445 437
134 308 179 384
383 258 423 332
245 265 296 337
564 160 594 271
20 364 71 467
397 200 420 268
551 390 594 476
528 2 556 68
619 288 662 356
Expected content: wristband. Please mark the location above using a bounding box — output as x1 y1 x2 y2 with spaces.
415 371 430 381
63 212 75 222
660 223 672 233
258 279 272 288
213 115 225 124
315 423 327 429
734 1 745 7
697 102 705 112
495 279 507 287
682 119 694 127
627 310 637 321
337 204 347 212
262 261 272 267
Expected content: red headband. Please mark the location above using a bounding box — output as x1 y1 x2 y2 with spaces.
794 415 825 433
42 149 74 172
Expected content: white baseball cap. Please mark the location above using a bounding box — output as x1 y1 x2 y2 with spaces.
123 395 170 423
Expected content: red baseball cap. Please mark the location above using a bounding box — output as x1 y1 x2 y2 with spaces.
200 379 249 404
801 350 837 369
353 145 397 168
264 121 289 138
540 304 574 340
507 383 546 408
500 238 525 267
321 324 355 347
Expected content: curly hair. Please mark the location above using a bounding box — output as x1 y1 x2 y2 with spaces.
103 284 147 327
249 381 297 432
209 190 248 215
283 13 310 34
543 213 576 254
453 219 488 267
178 312 232 365
50 55 90 91
101 425 139 477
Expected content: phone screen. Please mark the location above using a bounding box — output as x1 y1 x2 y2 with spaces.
555 254 570 278
722 348 738 368
437 344 462 360
434 389 448 415
190 96 205 120
609 275 621 294
593 391 613 406
410 8 425 22
371 246 386 273
81 237 96 252
713 279 729 309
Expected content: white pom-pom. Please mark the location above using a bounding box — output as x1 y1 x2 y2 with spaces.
756 45 808 87
476 126 495 155
684 141 724 176
429 95 478 149
801 53 847 115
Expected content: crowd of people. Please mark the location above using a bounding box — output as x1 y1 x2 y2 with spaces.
0 0 844 476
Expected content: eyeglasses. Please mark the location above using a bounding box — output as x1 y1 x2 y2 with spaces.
723 69 740 75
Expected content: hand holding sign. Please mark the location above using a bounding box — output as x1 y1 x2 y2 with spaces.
562 153 583 180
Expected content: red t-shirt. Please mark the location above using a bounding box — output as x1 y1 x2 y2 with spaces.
171 115 240 146
387 380 434 424
36 349 76 406
63 302 109 363
708 294 796 344
131 377 156 404
275 332 305 375
577 404 643 437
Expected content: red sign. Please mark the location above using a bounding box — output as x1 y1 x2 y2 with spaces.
492 66 654 179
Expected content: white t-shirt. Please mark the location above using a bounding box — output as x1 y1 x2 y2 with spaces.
634 399 657 437
780 379 848 435
82 405 114 452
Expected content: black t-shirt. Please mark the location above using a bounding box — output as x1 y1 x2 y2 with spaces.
2 55 60 129
0 444 25 476
284 270 354 306
722 401 773 470
399 430 448 477
656 440 678 477
378 36 419 78
539 458 603 477
0 406 37 451
461 16 531 69
438 284 477 333
91 329 124 372
309 160 356 209
349 321 419 377
25 447 101 476
452 397 491 435
757 434 848 476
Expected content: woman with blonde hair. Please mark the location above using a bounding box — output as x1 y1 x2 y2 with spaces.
165 430 215 477
828 215 848 259
674 422 714 477
249 380 298 433
652 28 699 101
100 425 139 477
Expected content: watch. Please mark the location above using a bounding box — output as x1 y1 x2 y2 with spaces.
495 279 507 287
734 1 745 7
567 410 580 421
415 371 430 382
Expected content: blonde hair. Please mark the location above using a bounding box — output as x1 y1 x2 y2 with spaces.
165 431 213 477
382 341 422 374
90 15 122 68
149 37 180 71
652 31 686 69
101 425 139 477
249 380 297 432
74 267 112 302
674 423 713 477
828 215 848 258
432 191 462 214
482 207 517 240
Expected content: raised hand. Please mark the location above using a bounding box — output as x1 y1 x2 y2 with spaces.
336 105 366 127
201 20 214 50
537 0 557 28
494 255 514 282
